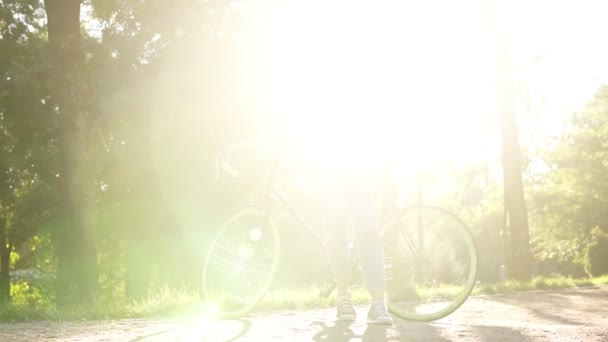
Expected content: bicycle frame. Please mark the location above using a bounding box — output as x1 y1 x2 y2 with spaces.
257 155 329 255
208 143 478 320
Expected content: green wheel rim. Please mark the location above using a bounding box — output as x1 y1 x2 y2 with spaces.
382 205 478 321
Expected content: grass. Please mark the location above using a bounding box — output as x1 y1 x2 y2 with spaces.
1 275 607 322
472 274 608 295
0 287 201 322
255 284 372 312
259 274 608 312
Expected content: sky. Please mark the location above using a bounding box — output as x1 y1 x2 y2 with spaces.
81 0 608 172
504 0 608 132
246 0 608 175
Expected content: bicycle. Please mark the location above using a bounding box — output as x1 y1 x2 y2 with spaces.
202 142 478 321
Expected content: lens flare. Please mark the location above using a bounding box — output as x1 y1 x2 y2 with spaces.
249 227 263 241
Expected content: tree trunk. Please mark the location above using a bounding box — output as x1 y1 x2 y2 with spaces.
481 0 532 281
494 21 532 282
500 98 532 280
0 219 10 303
44 0 99 304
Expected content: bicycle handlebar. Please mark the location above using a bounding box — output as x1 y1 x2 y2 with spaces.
216 151 240 179
216 141 283 180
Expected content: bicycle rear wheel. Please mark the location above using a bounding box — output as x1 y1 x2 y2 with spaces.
202 204 280 319
382 205 477 321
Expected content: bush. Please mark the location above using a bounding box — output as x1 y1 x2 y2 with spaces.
584 228 608 277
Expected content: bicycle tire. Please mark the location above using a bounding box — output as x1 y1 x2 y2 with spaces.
382 205 478 321
202 204 281 319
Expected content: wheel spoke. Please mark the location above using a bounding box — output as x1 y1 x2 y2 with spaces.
206 253 236 267
383 206 477 321
214 235 240 257
202 206 280 319
400 223 420 257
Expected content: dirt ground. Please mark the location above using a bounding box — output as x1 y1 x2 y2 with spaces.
1 286 607 341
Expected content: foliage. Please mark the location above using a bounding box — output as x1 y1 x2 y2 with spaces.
529 85 608 270
415 162 506 282
583 228 608 277
10 279 52 308
0 0 59 303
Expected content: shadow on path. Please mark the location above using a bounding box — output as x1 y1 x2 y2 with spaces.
490 291 596 326
129 319 252 342
221 320 253 342
389 321 450 342
311 320 450 342
550 286 606 299
472 325 535 341
312 321 356 341
129 322 194 342
361 324 390 341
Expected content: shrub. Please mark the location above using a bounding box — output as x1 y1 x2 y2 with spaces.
584 228 608 277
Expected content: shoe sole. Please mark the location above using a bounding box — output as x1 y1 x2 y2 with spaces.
336 315 356 322
367 318 393 325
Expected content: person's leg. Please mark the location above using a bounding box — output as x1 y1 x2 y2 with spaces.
348 183 393 324
319 180 356 321
349 185 386 300
323 210 352 293
325 214 357 322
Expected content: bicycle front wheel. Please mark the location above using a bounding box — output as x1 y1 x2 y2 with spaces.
202 204 281 319
382 205 478 321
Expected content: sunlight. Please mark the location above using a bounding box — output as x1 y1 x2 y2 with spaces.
249 227 263 241
494 0 608 137
237 244 255 260
251 0 499 179
202 301 223 319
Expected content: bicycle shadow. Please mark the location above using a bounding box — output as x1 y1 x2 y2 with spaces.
312 321 356 341
211 319 252 342
361 324 391 341
311 320 449 342
129 322 194 342
129 319 252 342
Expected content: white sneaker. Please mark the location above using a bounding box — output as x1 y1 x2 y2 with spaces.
335 293 356 322
367 301 393 325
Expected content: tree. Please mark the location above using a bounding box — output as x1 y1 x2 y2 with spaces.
0 0 56 303
484 0 532 280
530 85 608 274
87 0 258 297
499 80 533 280
44 0 99 304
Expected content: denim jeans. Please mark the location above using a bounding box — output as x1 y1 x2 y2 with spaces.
319 176 386 293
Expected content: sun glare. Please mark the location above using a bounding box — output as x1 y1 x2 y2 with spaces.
248 0 499 178
220 0 608 185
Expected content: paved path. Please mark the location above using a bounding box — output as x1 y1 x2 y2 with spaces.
1 286 607 341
